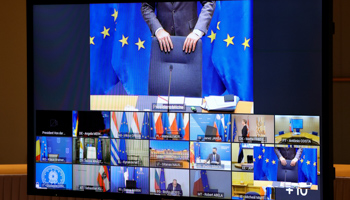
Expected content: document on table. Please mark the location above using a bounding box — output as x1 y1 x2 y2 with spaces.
157 96 185 105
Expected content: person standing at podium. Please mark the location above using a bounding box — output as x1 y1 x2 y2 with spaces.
141 1 216 53
204 147 221 165
241 119 248 143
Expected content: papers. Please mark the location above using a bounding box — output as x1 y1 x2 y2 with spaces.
185 97 203 106
157 96 185 105
201 95 239 111
86 147 97 159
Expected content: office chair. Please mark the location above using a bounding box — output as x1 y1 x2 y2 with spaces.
277 160 298 182
148 36 202 97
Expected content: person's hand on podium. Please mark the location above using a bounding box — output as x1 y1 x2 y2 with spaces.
156 29 173 52
280 157 287 166
183 32 201 53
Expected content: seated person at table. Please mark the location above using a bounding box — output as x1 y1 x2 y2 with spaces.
204 147 221 165
274 147 303 167
167 179 183 196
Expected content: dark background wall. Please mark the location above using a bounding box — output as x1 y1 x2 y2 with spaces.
0 0 348 164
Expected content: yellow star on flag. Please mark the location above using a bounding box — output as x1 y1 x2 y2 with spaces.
111 9 118 22
135 38 145 50
272 160 276 165
258 155 262 159
300 159 303 163
265 158 269 163
253 158 256 162
90 36 95 45
101 26 110 39
242 37 251 50
306 160 310 165
313 162 316 167
262 149 265 153
217 21 221 30
119 34 129 47
223 34 234 47
207 30 216 43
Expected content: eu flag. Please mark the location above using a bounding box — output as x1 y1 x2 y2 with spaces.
149 112 156 139
237 143 244 163
40 136 48 160
141 112 149 139
298 148 317 185
233 118 237 142
253 146 264 180
261 147 278 181
195 142 201 162
135 167 149 194
162 113 170 137
97 138 103 161
119 112 129 138
201 170 210 192
118 139 127 166
160 168 166 191
224 114 232 142
176 113 185 138
205 0 253 101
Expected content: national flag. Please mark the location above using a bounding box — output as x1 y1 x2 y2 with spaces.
183 113 190 140
130 112 141 138
111 111 119 138
247 118 250 137
160 168 166 191
40 136 48 161
154 168 160 191
225 114 232 142
119 112 129 138
213 114 224 141
141 112 149 139
162 113 171 137
193 170 204 196
289 119 292 132
190 142 195 168
149 112 156 139
72 111 79 137
237 143 244 163
79 138 84 160
97 165 110 192
298 148 318 185
201 170 210 192
36 137 41 161
176 113 185 139
97 138 103 161
169 113 178 135
154 113 163 139
111 139 120 165
124 167 129 186
233 118 237 142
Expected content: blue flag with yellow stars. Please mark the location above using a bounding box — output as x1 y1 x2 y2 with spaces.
141 112 149 139
200 0 253 100
97 138 102 160
254 146 277 180
298 148 317 185
90 2 253 101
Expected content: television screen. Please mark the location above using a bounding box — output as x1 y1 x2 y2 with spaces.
28 0 333 200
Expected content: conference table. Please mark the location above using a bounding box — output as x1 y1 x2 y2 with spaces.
275 132 320 145
90 95 253 113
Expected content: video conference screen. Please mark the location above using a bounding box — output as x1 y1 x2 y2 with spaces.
29 0 328 200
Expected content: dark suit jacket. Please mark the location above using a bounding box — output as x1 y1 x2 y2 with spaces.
274 147 303 160
242 126 248 137
206 153 221 164
166 183 183 196
141 1 216 36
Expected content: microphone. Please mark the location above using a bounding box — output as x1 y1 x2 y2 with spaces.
167 65 173 113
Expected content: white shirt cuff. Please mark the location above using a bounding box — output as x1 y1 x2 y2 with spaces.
193 29 204 38
155 27 164 36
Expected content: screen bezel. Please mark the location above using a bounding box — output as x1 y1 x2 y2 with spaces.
27 0 334 199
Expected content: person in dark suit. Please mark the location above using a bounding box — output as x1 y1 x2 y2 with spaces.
241 119 248 143
274 147 303 167
204 147 221 165
166 179 183 196
141 1 216 53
